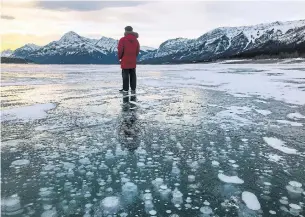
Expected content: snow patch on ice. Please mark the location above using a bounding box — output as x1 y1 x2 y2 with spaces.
287 112 305 120
268 154 283 162
218 173 244 184
255 109 272 116
1 103 56 122
263 137 298 155
242 191 261 210
277 120 303 127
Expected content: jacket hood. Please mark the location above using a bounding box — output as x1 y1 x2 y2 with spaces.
124 31 139 38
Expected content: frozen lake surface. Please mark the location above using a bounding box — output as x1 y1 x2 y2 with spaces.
1 63 305 217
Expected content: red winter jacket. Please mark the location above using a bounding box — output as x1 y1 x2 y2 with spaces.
118 32 140 69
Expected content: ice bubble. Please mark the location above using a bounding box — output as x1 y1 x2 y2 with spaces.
152 178 163 189
188 175 195 183
172 188 183 205
211 161 219 167
122 182 138 203
120 212 128 217
200 206 213 215
185 204 192 209
171 163 181 176
85 204 93 209
99 163 108 170
289 181 302 188
264 182 271 186
100 196 120 215
166 210 172 214
286 181 304 196
190 161 199 170
136 148 147 156
143 193 153 201
79 158 91 165
1 194 23 215
137 162 145 168
228 160 236 164
149 210 157 215
41 208 57 217
269 210 276 215
242 191 261 210
289 203 302 215
203 200 210 206
86 171 94 178
159 185 171 200
144 200 154 212
116 146 126 157
11 159 30 167
185 197 192 203
105 150 114 160
218 173 244 184
232 164 239 168
39 188 53 198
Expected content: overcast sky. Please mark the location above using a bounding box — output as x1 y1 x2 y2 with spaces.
1 0 305 50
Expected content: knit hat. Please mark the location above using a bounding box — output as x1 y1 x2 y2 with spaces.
125 26 133 32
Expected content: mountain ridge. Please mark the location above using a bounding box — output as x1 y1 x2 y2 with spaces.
3 19 304 64
140 19 305 64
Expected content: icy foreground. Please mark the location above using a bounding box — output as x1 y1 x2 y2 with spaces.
1 63 305 217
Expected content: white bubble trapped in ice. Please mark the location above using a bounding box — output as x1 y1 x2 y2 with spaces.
1 194 23 215
242 191 261 211
159 184 171 200
99 162 108 170
172 188 183 205
279 197 289 205
137 162 145 169
144 200 154 213
171 163 181 177
116 146 127 157
152 178 163 189
218 173 244 184
185 197 192 203
289 203 302 216
203 200 210 206
41 208 57 217
11 159 30 167
105 150 114 160
39 188 53 198
143 192 153 201
200 206 213 216
149 210 157 215
211 161 219 167
122 182 138 203
286 181 304 198
99 196 120 216
79 158 91 165
188 175 195 183
190 161 199 170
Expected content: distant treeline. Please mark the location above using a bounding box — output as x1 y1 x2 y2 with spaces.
252 51 305 59
1 57 32 64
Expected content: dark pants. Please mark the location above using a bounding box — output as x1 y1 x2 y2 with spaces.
122 68 136 91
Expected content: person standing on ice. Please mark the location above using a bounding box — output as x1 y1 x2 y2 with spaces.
118 26 140 93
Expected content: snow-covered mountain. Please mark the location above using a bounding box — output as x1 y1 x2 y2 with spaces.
8 20 305 64
1 49 13 57
12 31 155 64
13 44 41 58
140 19 305 63
141 46 156 52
